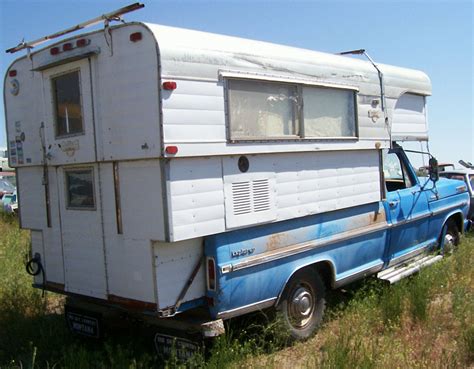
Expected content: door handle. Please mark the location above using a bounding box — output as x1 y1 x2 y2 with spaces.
389 200 399 208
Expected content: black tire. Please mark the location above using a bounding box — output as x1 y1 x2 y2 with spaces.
278 268 326 341
442 220 460 254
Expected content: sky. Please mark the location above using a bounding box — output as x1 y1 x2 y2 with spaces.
0 0 472 167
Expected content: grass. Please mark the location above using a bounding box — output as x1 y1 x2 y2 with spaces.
0 213 472 368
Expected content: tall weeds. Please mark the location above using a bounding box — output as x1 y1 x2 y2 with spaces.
0 214 472 369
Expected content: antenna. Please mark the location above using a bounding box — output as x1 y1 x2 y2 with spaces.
6 2 145 54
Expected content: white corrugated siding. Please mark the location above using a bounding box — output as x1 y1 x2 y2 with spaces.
391 94 428 141
167 150 380 239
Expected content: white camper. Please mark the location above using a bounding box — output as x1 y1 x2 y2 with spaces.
4 4 469 343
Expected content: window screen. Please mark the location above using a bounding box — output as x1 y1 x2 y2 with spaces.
65 169 95 209
228 79 299 139
52 71 84 137
303 87 356 138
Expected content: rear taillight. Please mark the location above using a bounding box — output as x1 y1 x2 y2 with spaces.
207 257 216 291
62 43 73 51
8 70 17 77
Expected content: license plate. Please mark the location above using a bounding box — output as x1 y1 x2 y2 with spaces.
65 309 100 338
154 333 199 360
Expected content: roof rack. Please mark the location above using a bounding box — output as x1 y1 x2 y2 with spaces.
6 2 145 54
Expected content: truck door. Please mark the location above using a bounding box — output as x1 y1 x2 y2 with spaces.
383 149 430 263
41 57 107 298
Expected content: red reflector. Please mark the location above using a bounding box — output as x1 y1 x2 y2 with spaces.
130 32 142 42
76 38 88 47
207 257 216 291
63 43 73 51
162 81 177 90
165 146 178 155
205 296 215 307
50 47 60 55
8 70 17 77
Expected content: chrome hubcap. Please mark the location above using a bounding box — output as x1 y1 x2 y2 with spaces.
444 233 455 253
288 285 314 328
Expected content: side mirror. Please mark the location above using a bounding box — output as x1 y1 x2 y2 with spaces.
429 157 439 182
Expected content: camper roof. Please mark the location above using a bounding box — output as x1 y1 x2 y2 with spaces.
145 23 431 97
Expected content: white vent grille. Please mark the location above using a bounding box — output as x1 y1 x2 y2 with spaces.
232 181 252 215
252 179 270 212
232 179 271 215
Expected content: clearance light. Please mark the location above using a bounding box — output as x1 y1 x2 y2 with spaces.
63 43 73 51
8 70 17 77
162 81 177 90
76 38 89 47
165 146 178 155
207 257 216 291
50 47 60 55
130 32 142 42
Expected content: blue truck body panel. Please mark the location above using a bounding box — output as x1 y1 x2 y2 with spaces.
203 148 470 320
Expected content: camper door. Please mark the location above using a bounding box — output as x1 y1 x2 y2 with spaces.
42 58 96 165
41 58 107 298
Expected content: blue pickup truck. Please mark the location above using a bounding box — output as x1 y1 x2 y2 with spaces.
204 146 470 339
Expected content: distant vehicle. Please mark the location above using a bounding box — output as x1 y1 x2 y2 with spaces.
2 191 18 214
418 163 455 176
0 147 12 172
0 179 15 199
459 160 474 170
439 169 474 222
0 172 16 186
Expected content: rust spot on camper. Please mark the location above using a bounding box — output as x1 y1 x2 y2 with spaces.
108 294 156 312
266 232 289 251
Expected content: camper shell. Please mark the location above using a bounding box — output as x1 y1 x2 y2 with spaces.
4 18 470 340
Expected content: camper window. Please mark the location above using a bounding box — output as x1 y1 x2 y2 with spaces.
303 86 356 138
227 79 300 140
52 70 84 137
226 78 357 141
65 169 95 209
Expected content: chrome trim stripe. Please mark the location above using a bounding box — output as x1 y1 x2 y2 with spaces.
431 202 468 216
216 297 277 320
222 221 389 274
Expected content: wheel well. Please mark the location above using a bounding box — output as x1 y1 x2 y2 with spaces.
446 212 464 235
311 261 334 290
277 261 335 306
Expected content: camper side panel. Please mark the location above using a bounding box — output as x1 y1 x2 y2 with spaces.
160 78 390 157
95 25 161 161
4 58 44 167
102 160 166 305
167 150 381 241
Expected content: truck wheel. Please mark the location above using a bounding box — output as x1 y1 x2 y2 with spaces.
278 269 325 341
442 220 460 254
